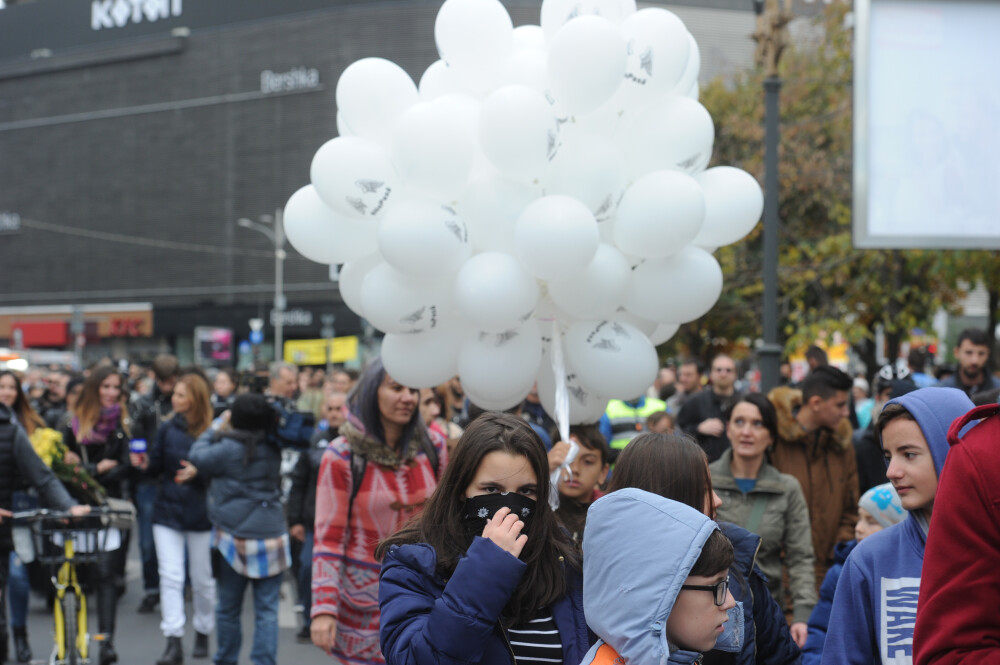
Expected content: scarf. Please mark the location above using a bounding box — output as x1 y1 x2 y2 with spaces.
339 416 423 469
74 404 121 445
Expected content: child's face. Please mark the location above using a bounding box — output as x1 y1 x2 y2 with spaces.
558 439 607 501
854 508 884 541
667 570 735 653
882 418 938 512
465 452 538 500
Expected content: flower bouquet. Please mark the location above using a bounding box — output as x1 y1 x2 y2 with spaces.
30 428 107 506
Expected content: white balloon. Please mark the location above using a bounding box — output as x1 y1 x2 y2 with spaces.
564 320 657 400
479 85 559 179
310 137 399 220
617 9 690 110
691 167 764 247
283 185 378 265
506 47 549 93
614 170 705 258
338 253 381 318
623 246 723 324
455 252 540 333
515 195 599 281
378 198 471 277
624 96 714 180
418 60 470 101
540 0 637 42
608 307 657 336
360 264 455 334
336 58 418 144
673 32 701 95
512 25 546 51
537 350 610 425
459 175 539 253
390 100 476 200
547 16 627 115
382 324 466 388
547 132 625 223
435 0 513 93
336 112 356 137
458 320 544 404
464 382 534 412
547 244 630 319
649 323 680 346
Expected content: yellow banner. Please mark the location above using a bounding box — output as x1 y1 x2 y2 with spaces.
283 336 359 365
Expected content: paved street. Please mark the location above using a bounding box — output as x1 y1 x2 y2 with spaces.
23 537 332 665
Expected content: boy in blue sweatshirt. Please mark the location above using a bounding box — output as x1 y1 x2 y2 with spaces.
820 388 973 665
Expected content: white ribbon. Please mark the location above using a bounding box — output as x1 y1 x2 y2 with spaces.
548 317 577 511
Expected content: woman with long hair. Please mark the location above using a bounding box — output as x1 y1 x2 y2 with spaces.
377 412 589 665
61 365 131 665
709 393 816 646
309 358 446 664
608 432 802 665
132 373 216 664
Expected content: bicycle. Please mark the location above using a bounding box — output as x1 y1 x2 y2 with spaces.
13 506 134 665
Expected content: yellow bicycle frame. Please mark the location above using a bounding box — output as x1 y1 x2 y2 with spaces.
53 539 88 662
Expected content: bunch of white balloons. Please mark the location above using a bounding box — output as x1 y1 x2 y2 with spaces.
283 0 763 424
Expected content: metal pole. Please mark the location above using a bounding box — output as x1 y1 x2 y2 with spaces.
759 75 783 392
274 208 286 362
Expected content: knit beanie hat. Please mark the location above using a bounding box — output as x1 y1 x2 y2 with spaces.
858 482 906 528
230 393 274 431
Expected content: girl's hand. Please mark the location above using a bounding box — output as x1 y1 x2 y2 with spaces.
481 506 528 559
64 450 81 465
174 460 198 484
311 614 337 653
129 453 149 470
790 621 808 648
96 459 118 475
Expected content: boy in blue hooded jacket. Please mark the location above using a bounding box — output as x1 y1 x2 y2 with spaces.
820 387 974 665
581 488 740 665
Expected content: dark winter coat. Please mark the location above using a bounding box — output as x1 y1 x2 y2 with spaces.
379 537 591 665
188 428 285 539
677 388 735 462
703 522 803 665
62 419 130 500
145 414 211 532
286 441 325 532
801 540 857 665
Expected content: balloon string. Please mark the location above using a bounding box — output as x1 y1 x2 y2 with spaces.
548 317 576 512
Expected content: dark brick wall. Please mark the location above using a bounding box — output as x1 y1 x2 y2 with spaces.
0 2 541 309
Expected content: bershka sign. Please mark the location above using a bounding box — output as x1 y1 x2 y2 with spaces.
92 0 183 31
260 68 320 94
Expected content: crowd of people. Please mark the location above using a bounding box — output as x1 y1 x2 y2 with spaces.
0 326 998 665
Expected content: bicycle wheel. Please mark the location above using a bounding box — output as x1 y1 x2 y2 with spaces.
61 592 79 665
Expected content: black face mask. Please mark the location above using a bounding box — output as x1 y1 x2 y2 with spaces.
461 492 537 542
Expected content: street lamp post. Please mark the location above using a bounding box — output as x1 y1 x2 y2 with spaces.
752 0 792 392
237 209 286 362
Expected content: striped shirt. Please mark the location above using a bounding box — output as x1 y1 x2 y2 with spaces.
213 527 291 579
507 610 563 665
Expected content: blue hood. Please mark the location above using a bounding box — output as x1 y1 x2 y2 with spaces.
882 388 973 475
583 489 723 664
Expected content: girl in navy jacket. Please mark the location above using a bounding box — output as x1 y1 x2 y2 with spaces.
376 412 589 665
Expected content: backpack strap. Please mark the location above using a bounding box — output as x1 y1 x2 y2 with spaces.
346 450 367 529
947 403 999 447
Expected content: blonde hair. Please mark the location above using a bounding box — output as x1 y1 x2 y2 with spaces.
175 373 213 437
74 366 129 441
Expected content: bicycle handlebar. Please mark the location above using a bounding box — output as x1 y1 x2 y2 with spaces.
12 507 133 522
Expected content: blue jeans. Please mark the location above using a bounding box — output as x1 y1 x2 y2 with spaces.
134 480 160 594
214 558 281 665
296 531 314 628
8 551 29 629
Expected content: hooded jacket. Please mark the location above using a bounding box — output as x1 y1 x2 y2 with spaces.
801 539 857 665
767 387 858 587
379 538 589 665
914 402 1000 665
581 489 743 665
820 388 974 665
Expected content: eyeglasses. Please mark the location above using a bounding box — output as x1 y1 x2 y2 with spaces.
680 579 729 606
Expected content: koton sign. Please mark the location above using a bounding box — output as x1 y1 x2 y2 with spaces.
92 0 183 31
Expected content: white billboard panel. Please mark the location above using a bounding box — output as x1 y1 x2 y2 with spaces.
854 0 1000 248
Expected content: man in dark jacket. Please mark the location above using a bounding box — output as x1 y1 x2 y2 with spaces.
678 354 738 462
0 403 89 662
130 353 180 613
